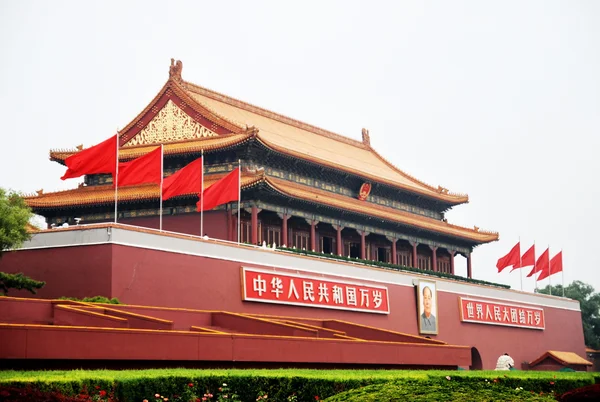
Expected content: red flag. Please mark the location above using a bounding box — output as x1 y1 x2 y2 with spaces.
538 251 563 281
196 167 240 212
511 244 535 272
496 242 520 273
61 135 117 180
527 248 549 278
117 146 162 187
162 158 203 201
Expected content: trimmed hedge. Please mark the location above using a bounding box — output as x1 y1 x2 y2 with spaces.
58 296 121 304
276 246 510 289
0 369 597 402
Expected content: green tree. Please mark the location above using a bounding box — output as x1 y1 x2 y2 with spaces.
0 187 33 256
538 281 600 349
0 188 45 295
0 272 45 295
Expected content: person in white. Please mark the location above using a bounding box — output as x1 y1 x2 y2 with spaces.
495 353 515 370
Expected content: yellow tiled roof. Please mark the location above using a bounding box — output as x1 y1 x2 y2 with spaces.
25 172 496 243
183 81 468 204
48 74 468 204
530 350 593 367
25 172 262 208
547 351 593 365
50 133 251 163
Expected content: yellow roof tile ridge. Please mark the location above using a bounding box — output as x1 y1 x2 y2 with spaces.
172 79 247 133
444 221 499 237
183 80 367 149
368 146 468 202
263 176 498 242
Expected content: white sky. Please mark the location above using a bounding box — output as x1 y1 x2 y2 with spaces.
1 1 599 293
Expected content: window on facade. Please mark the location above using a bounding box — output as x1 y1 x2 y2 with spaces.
241 221 262 245
377 247 390 263
264 225 281 247
293 231 310 250
344 242 361 258
438 258 451 274
398 250 412 267
417 255 431 270
321 236 334 254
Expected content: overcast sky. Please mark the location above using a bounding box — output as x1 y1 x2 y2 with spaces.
1 1 599 294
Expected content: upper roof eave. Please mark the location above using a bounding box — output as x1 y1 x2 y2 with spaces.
254 135 469 205
259 176 496 244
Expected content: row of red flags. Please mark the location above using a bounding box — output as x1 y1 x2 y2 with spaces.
60 134 239 211
496 242 563 281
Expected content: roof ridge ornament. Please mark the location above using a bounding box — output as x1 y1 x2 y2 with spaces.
361 128 371 147
169 58 183 83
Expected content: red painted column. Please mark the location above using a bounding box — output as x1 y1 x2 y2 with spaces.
391 238 397 265
251 206 258 245
281 214 289 247
449 251 455 275
467 253 472 278
360 232 366 260
411 242 418 268
335 225 343 256
310 220 317 251
431 246 438 272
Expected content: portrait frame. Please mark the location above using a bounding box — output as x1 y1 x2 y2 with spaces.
417 279 439 335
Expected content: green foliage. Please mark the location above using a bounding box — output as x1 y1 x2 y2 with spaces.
322 379 558 402
0 369 597 402
0 272 45 295
277 246 510 289
538 281 600 349
0 188 33 256
58 296 121 304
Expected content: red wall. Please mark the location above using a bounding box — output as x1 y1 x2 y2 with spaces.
119 211 228 239
1 242 587 370
0 245 112 300
108 245 587 369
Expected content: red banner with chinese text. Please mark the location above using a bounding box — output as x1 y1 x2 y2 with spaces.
459 297 545 330
242 268 389 314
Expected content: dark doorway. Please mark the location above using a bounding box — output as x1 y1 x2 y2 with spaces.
349 243 360 259
377 247 388 263
321 236 333 254
470 347 483 370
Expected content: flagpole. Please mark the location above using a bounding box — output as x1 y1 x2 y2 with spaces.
533 241 537 293
114 133 119 224
237 159 241 244
548 245 552 296
159 144 164 231
200 150 204 237
518 237 523 291
561 249 565 297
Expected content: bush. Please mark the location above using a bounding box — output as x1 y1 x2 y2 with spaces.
58 296 121 304
322 380 558 402
0 369 596 402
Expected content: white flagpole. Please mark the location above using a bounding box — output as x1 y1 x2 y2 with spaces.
237 159 241 243
159 144 164 231
561 249 565 297
518 237 523 291
200 150 204 236
114 134 119 224
533 241 537 293
548 245 552 296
